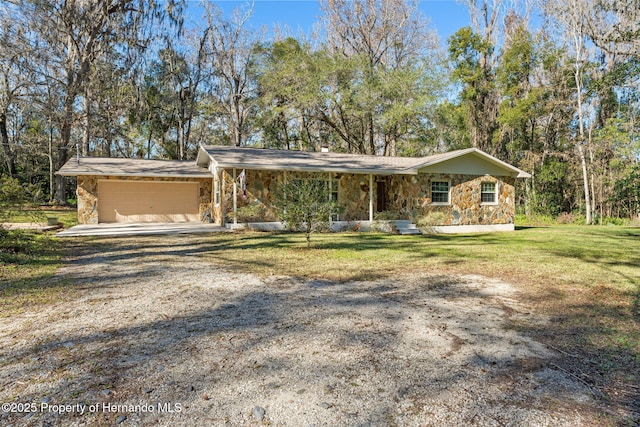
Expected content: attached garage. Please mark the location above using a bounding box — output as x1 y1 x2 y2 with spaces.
56 157 213 225
98 180 200 223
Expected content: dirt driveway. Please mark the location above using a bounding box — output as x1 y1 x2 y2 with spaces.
1 235 601 426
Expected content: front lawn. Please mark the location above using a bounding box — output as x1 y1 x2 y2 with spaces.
2 224 638 422
202 225 639 420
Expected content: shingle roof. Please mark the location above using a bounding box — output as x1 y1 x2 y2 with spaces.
196 145 531 177
197 145 463 175
56 146 531 178
57 157 212 178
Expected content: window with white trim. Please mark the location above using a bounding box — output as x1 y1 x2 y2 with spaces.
214 176 221 206
481 182 497 204
329 179 339 221
431 180 450 205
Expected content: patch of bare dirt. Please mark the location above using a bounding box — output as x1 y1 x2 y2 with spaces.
0 236 612 426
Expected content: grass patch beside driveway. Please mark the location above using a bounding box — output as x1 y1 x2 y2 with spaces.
0 230 76 317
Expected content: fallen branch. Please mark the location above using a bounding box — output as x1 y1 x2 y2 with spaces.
551 363 602 397
546 343 595 363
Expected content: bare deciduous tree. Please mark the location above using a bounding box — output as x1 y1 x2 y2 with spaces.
203 3 259 147
587 0 640 57
0 16 29 178
22 0 183 203
319 0 440 155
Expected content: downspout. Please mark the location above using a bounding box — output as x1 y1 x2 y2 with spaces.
328 172 333 225
369 174 374 222
233 168 237 225
221 169 226 226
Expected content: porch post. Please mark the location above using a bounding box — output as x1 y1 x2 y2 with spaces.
233 168 237 225
221 169 226 226
369 173 373 222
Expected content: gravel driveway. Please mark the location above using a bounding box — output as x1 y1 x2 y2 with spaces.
1 235 600 426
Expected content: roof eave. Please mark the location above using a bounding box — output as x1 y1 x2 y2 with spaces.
56 171 212 178
213 162 418 175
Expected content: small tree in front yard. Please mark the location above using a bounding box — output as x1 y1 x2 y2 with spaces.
275 179 343 248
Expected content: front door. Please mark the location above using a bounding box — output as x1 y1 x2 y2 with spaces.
376 180 387 212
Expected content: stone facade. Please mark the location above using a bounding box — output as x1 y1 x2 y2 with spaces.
76 169 514 226
76 175 212 224
338 173 372 220
214 168 515 226
390 174 516 225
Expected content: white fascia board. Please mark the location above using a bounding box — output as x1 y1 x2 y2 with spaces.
213 162 418 176
60 172 212 178
195 145 212 168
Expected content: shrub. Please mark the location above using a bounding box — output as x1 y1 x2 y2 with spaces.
235 204 266 223
0 176 40 225
556 212 575 224
416 211 446 233
417 211 446 227
374 211 397 221
371 221 394 233
572 214 587 225
601 217 627 226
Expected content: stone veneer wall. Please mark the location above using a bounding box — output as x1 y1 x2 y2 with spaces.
216 169 514 226
337 173 373 220
220 169 281 222
76 175 212 224
220 169 335 223
385 174 515 225
220 169 379 223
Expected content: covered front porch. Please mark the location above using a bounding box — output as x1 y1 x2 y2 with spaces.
223 170 388 226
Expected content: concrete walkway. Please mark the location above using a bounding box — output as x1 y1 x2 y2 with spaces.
56 222 232 237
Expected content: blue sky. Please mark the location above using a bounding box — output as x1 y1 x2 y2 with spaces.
187 1 471 46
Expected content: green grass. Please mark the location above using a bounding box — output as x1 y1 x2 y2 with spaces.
0 229 73 316
0 207 77 315
204 226 639 290
6 207 78 228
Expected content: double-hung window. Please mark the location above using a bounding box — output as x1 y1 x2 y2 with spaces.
431 181 450 205
481 182 497 204
214 177 221 206
329 179 339 221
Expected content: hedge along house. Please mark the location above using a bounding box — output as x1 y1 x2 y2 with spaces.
58 144 530 233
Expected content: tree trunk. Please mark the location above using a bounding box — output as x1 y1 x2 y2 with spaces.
177 118 185 160
82 85 91 156
574 58 591 224
48 116 55 203
57 88 76 204
147 128 153 159
368 113 375 155
577 143 591 224
0 112 17 177
177 87 186 160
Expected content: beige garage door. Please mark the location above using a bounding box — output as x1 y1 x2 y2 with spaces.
98 180 200 223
